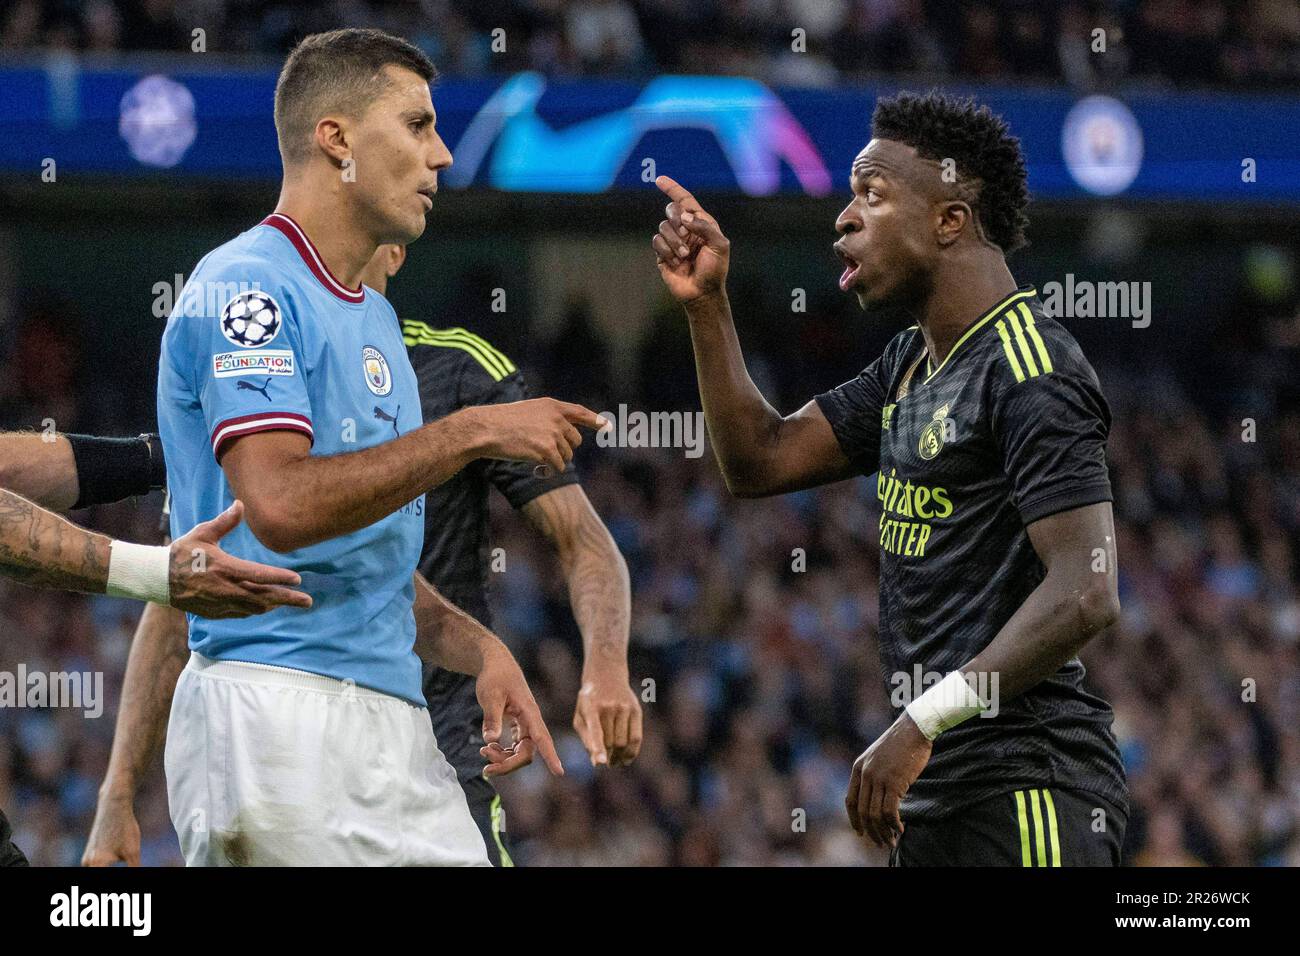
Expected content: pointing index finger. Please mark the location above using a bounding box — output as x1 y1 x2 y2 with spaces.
655 175 698 210
556 402 609 431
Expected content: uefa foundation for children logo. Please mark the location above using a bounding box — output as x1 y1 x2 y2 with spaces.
595 404 707 458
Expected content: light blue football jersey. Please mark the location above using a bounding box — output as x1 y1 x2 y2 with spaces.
157 213 427 704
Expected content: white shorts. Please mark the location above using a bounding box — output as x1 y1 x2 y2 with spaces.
164 653 489 867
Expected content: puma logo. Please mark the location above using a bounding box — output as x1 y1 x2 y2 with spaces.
374 405 399 437
237 380 272 401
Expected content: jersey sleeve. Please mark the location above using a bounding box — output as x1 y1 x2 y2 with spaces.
989 338 1113 525
814 355 890 474
171 262 315 461
406 325 580 510
482 378 581 510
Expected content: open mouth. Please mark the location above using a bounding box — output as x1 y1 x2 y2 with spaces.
835 245 861 292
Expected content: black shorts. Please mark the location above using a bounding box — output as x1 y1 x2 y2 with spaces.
460 774 515 868
0 808 29 867
891 787 1126 867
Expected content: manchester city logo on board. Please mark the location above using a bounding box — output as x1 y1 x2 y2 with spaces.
362 345 393 396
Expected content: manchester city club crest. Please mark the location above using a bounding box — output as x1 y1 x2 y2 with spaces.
918 403 951 461
362 345 393 396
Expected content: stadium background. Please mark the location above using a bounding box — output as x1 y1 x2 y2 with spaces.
1 0 1298 866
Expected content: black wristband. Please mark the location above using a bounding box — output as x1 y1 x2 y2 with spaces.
142 432 167 489
65 434 154 509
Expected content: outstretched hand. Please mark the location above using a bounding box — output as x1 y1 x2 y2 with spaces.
169 500 313 618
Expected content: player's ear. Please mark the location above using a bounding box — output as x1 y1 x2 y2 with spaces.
936 200 972 248
313 116 352 168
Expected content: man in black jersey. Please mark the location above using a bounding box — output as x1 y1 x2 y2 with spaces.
361 244 640 864
84 247 639 868
651 91 1127 866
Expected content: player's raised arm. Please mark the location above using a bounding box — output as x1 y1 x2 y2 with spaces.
652 176 854 497
411 574 563 777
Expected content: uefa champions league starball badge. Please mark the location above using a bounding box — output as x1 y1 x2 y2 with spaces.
220 291 282 348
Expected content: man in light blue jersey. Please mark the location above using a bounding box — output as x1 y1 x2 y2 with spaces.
156 28 605 866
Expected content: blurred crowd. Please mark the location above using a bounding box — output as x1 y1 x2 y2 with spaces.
1 239 1298 866
3 0 1300 91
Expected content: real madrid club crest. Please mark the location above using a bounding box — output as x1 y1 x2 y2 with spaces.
362 345 393 396
918 403 950 461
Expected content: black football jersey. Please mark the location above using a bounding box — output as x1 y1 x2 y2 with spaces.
403 321 578 782
816 287 1127 819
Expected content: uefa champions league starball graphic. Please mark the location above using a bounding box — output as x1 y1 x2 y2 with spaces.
119 74 198 169
220 291 282 348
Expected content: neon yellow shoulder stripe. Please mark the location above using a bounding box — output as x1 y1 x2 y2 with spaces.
401 321 516 381
1017 302 1053 373
923 287 1037 383
993 300 1056 383
417 331 510 379
995 319 1026 382
1007 311 1041 378
1029 789 1048 867
1042 789 1062 867
430 327 516 375
402 323 506 381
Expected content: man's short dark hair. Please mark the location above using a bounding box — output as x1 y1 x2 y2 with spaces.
872 91 1030 254
274 28 437 166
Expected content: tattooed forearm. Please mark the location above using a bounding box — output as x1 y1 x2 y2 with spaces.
523 485 630 672
0 488 111 592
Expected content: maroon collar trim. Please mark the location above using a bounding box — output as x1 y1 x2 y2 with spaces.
260 213 365 303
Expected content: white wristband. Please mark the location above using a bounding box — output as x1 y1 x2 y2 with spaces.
905 671 987 741
106 540 172 606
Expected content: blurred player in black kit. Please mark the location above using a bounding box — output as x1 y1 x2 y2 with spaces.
365 243 640 864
